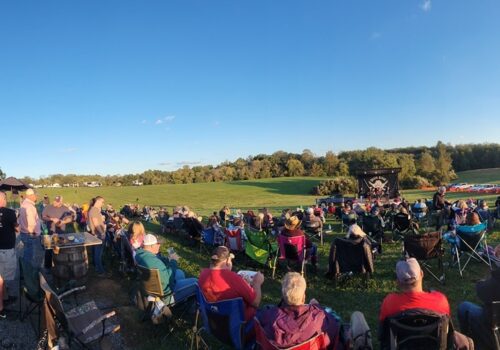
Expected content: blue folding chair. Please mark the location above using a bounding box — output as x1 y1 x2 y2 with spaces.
190 287 253 350
449 222 490 276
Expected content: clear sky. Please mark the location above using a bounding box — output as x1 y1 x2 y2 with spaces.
1 0 499 178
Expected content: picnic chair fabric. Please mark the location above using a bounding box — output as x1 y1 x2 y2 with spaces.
326 237 374 286
404 231 445 284
190 287 251 350
245 229 278 267
451 222 490 276
136 264 175 319
303 220 324 245
119 231 136 274
254 317 328 350
272 235 308 279
19 257 44 336
225 227 245 252
379 308 452 350
39 273 119 348
361 214 385 241
392 213 418 240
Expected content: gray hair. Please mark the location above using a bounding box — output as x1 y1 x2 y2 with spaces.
281 272 306 306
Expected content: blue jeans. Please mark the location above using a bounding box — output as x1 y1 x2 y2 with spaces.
458 301 495 349
19 233 44 268
92 241 105 274
173 269 197 304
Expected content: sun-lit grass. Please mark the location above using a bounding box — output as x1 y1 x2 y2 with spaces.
26 172 500 349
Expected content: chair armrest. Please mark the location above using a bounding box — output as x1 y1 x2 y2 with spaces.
79 311 116 336
58 286 86 299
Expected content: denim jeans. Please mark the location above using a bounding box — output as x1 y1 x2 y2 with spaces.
19 233 44 268
92 241 105 274
458 301 495 349
173 269 198 304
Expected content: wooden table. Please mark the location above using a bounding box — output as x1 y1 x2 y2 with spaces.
42 232 102 250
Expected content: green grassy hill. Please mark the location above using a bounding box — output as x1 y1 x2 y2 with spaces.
455 167 500 184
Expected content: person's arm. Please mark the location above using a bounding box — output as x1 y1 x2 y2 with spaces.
250 272 264 308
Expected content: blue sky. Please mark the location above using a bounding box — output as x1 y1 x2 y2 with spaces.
1 0 499 178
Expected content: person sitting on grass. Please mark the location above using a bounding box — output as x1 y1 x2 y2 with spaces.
304 207 323 234
199 246 265 323
379 258 472 349
257 272 372 349
134 234 197 304
281 216 318 269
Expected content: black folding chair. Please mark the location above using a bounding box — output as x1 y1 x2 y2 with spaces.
19 257 44 337
404 231 445 284
380 308 453 350
393 213 418 241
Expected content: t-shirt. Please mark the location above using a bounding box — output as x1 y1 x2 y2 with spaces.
0 207 17 249
88 206 105 239
135 249 177 295
379 291 450 322
198 268 257 321
42 204 74 233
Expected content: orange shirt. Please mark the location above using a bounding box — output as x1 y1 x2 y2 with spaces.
379 291 450 321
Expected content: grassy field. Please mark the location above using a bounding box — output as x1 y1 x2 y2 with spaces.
455 167 500 184
19 171 500 349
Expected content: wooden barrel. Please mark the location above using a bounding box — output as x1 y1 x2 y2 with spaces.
52 246 89 284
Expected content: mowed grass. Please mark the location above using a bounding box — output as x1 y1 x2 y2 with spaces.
31 173 500 349
455 167 500 184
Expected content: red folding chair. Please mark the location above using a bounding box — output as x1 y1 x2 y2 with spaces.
224 228 244 253
272 235 307 279
254 317 328 350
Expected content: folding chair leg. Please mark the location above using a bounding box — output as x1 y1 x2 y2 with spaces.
272 249 278 279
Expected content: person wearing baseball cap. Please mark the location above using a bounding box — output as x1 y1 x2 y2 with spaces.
378 258 476 348
134 234 197 304
199 246 265 324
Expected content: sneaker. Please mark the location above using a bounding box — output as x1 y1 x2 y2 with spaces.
0 309 6 319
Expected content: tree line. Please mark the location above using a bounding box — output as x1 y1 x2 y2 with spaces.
1 142 498 189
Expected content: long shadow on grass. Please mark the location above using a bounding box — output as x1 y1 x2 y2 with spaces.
227 178 323 196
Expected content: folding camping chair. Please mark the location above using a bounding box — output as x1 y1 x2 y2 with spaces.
272 235 307 279
327 237 374 287
303 220 324 245
245 229 278 268
392 213 419 241
341 213 357 233
199 227 217 254
254 317 328 350
451 222 491 277
224 227 245 255
39 273 120 349
136 264 175 321
19 257 44 337
380 309 452 350
119 231 136 274
190 288 252 350
404 231 445 284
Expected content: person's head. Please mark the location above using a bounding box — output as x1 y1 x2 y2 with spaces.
457 200 467 211
348 224 366 238
371 206 380 216
53 195 63 208
284 216 301 231
466 212 481 226
0 191 6 207
281 272 307 306
90 196 104 209
143 234 160 254
438 186 446 195
306 207 314 216
396 258 423 292
25 188 37 202
129 221 145 239
210 246 235 270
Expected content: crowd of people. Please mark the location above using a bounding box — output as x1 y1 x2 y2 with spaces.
0 186 499 349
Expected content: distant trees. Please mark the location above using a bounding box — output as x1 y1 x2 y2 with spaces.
0 168 5 180
19 142 499 189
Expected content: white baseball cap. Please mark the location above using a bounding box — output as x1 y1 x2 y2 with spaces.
143 234 159 246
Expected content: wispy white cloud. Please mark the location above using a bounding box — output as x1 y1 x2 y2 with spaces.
158 162 171 166
176 161 201 167
60 147 78 153
370 32 381 40
420 0 431 12
155 115 176 125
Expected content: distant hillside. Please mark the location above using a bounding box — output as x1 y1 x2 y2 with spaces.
455 168 500 184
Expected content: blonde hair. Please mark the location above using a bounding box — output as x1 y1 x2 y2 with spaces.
281 272 306 306
129 221 145 242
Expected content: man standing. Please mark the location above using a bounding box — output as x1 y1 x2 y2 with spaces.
42 195 75 268
432 186 451 230
0 191 19 317
88 196 108 276
18 189 42 266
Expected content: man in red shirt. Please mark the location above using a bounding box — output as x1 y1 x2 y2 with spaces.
199 246 264 322
379 258 472 349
